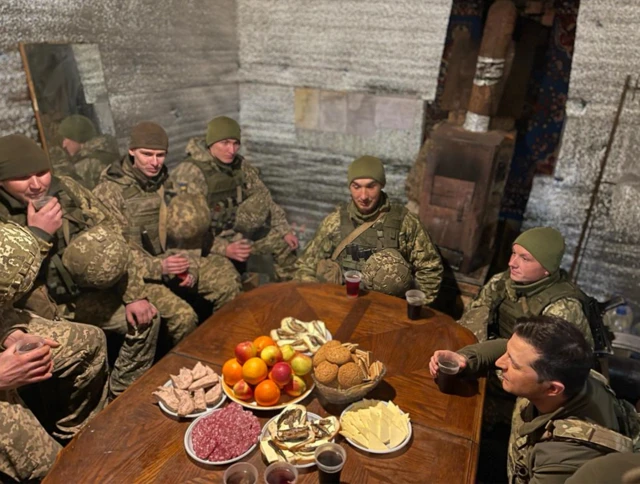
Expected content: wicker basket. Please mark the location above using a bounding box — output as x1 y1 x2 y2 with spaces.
312 364 387 405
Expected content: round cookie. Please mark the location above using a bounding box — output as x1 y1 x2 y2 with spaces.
326 346 352 366
314 361 339 385
338 362 364 389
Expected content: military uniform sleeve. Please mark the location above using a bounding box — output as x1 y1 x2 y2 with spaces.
171 161 209 198
528 441 609 484
0 307 31 348
243 162 292 236
457 339 507 377
543 299 595 349
457 272 506 343
294 209 342 282
398 212 443 304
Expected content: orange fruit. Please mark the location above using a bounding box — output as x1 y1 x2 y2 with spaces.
242 357 268 385
222 358 244 386
253 335 276 354
254 379 281 406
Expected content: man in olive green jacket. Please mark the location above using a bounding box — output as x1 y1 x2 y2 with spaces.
295 155 443 301
430 316 639 484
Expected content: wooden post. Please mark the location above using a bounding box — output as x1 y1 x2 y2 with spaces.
18 43 49 155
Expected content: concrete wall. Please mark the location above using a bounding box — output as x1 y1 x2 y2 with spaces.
237 0 452 242
525 0 640 312
0 0 239 166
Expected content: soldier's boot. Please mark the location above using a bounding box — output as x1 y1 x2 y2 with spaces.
144 283 198 346
27 316 109 440
198 254 242 310
0 390 61 482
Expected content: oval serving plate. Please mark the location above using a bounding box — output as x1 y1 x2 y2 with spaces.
184 408 258 465
259 412 329 469
340 400 412 455
158 380 226 419
220 375 314 411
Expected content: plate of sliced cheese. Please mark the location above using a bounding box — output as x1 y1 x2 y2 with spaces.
339 399 411 454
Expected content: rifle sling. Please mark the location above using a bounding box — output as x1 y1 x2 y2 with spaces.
331 211 385 261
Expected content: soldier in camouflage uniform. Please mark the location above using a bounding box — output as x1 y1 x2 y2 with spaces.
295 155 443 301
0 134 168 397
430 316 640 484
94 122 241 324
56 114 120 189
0 220 109 482
171 116 299 281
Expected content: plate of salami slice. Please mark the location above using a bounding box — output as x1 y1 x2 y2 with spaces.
153 362 226 419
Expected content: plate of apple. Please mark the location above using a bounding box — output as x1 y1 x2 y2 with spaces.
220 335 315 410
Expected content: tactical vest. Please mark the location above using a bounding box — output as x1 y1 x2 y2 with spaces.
493 275 588 339
509 372 637 484
336 203 407 272
185 158 245 235
43 177 94 303
121 184 165 255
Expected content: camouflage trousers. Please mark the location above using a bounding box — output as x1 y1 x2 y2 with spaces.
0 315 108 482
143 283 198 346
195 254 242 310
251 230 297 281
66 290 161 398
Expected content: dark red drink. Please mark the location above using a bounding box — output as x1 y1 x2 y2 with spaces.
265 467 296 484
346 279 359 298
317 450 344 484
437 359 460 394
407 303 421 320
226 471 256 484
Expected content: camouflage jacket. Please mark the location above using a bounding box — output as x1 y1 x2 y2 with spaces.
0 176 146 308
459 341 637 484
294 194 443 304
94 156 203 282
0 221 45 344
171 137 292 256
49 145 81 182
457 270 594 348
71 134 120 190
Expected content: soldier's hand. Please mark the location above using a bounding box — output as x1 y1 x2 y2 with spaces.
226 240 252 262
283 232 299 250
0 343 54 390
428 350 467 377
27 197 62 235
125 299 158 328
161 255 190 275
178 273 196 288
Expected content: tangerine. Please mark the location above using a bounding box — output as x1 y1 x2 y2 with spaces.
222 358 243 386
254 379 281 406
253 335 276 354
242 357 268 385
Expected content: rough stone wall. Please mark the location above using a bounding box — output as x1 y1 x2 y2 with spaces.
237 0 452 243
0 0 239 166
525 0 640 313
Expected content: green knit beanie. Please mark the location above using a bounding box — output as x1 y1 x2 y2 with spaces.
129 122 168 151
0 135 50 181
513 227 565 273
59 115 96 143
206 116 241 147
347 156 386 186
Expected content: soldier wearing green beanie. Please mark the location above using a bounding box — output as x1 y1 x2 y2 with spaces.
171 116 299 282
295 155 443 301
94 121 241 341
54 114 120 190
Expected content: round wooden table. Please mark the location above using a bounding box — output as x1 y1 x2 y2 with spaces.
44 282 485 483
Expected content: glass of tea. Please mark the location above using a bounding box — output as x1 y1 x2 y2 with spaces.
223 462 258 484
263 461 298 484
437 354 461 394
405 289 426 320
344 270 362 298
15 335 44 355
32 196 54 211
314 442 346 484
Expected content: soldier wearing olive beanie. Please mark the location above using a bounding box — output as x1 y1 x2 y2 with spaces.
59 115 97 144
513 227 565 274
129 122 169 151
0 134 51 181
205 116 241 147
347 155 386 187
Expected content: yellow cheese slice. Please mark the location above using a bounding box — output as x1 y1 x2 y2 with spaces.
359 426 388 451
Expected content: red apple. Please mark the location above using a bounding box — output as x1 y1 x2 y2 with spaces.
269 362 292 387
260 345 282 366
290 353 313 376
234 341 257 364
232 379 254 401
284 375 307 397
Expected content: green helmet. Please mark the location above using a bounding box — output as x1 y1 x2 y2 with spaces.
361 249 412 297
62 226 129 289
0 221 41 306
234 193 270 238
167 192 210 249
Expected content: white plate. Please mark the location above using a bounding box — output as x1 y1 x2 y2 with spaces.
260 412 326 468
184 408 259 465
340 400 412 454
221 376 314 411
158 380 226 419
276 327 333 356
